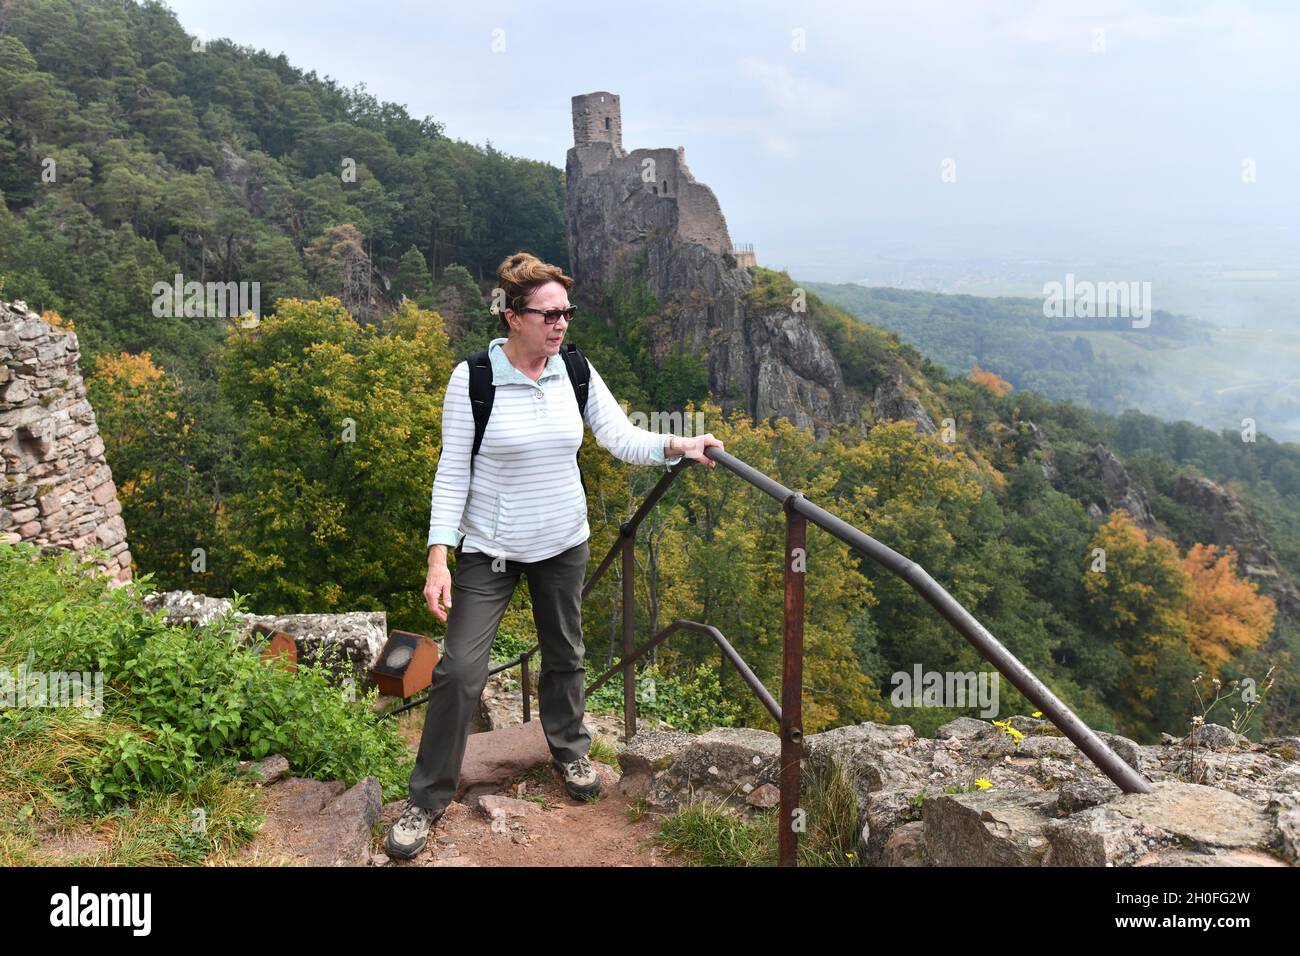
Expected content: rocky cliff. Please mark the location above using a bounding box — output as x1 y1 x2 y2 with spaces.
564 92 877 438
1171 473 1300 618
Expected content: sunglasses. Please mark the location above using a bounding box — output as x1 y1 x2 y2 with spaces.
517 306 577 325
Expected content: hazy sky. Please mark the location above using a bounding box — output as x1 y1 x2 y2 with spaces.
166 0 1299 288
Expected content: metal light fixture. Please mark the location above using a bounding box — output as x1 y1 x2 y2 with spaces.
250 622 298 672
370 630 440 698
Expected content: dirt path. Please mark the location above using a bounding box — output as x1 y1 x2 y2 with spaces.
374 761 680 867
376 685 682 867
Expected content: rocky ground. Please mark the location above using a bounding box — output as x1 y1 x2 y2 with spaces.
228 758 678 868
617 716 1300 866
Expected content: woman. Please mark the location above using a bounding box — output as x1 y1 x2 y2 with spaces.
386 252 723 860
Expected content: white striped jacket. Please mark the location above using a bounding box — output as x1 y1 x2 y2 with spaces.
427 337 683 561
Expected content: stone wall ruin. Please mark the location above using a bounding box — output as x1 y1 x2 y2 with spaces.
0 300 131 584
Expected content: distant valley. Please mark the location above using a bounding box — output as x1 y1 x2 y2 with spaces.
806 282 1300 446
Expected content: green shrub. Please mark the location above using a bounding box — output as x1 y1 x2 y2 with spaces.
0 541 412 810
489 628 534 665
584 661 742 734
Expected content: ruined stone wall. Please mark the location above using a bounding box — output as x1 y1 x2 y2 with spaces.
669 147 731 255
568 96 731 261
0 300 131 584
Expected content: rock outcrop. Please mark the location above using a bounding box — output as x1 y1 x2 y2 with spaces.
619 718 1300 866
872 373 937 436
1085 443 1158 533
617 727 781 813
564 92 886 438
1170 473 1300 617
235 773 382 867
0 300 131 583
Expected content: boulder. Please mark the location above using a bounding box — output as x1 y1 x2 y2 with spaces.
237 754 290 787
935 717 995 741
923 790 1057 866
803 721 927 792
1044 782 1275 866
1269 793 1300 865
1184 722 1253 752
617 727 698 800
882 821 925 867
609 717 1300 867
244 775 382 866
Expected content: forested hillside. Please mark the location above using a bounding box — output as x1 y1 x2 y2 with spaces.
2 0 1296 745
0 0 566 372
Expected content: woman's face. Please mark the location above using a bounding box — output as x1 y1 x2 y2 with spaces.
507 280 571 358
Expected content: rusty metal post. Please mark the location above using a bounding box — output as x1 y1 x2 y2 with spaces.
521 652 531 723
779 496 807 867
622 532 637 743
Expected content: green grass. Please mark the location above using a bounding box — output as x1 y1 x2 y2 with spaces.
655 754 865 867
658 796 776 866
626 794 649 823
1 703 264 865
588 732 620 767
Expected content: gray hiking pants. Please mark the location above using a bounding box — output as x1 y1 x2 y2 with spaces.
406 538 592 810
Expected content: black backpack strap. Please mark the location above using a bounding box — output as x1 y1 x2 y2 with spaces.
560 344 591 496
559 343 590 420
467 349 493 473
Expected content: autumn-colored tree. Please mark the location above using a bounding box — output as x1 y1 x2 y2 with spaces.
1081 510 1197 736
969 366 1012 397
41 308 72 331
834 421 987 673
1182 543 1276 670
660 406 888 731
574 397 889 732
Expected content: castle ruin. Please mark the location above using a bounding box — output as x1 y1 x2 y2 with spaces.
564 91 858 436
567 91 734 274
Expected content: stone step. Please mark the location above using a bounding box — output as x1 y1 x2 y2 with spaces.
457 720 552 801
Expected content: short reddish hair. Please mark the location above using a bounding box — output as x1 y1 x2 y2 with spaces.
495 252 574 335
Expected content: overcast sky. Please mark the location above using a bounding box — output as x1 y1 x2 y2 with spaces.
166 0 1299 290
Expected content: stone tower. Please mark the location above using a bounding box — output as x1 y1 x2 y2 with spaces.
571 91 624 155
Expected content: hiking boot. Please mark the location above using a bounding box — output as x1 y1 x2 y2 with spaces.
554 754 601 799
385 801 444 859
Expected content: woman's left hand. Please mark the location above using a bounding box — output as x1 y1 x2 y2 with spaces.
674 433 724 468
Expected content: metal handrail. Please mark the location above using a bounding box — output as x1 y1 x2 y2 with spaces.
585 618 781 723
699 446 1152 797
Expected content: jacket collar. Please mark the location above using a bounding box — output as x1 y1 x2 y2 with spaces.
488 336 566 386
